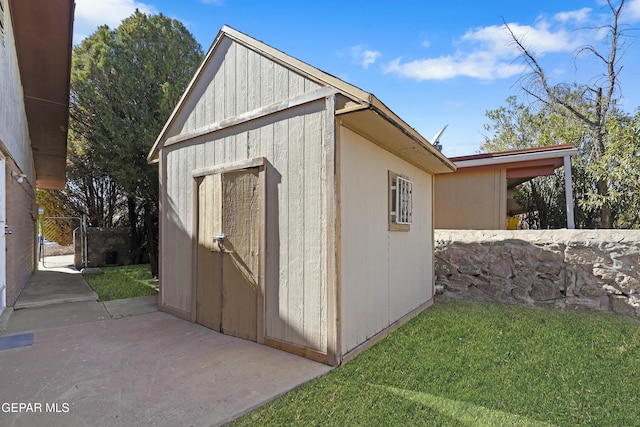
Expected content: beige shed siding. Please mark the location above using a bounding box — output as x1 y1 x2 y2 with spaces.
339 126 434 355
161 100 328 352
181 38 321 136
434 169 507 229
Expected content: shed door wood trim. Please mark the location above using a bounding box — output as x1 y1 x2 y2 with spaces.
191 163 266 343
164 86 339 150
325 95 340 366
192 157 266 178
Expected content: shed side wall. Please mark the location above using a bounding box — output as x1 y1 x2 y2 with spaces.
339 126 434 355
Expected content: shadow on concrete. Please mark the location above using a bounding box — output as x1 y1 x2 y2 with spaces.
14 269 98 309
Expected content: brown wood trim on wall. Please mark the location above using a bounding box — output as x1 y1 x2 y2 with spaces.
257 163 266 345
264 337 328 365
325 95 340 366
159 304 192 322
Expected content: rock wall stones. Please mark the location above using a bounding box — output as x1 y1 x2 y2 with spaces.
434 230 640 316
73 227 132 269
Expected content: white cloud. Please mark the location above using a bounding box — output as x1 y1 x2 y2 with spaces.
554 7 592 23
385 54 526 81
626 0 640 21
201 0 224 5
385 10 598 81
473 22 588 56
74 0 157 43
349 45 381 69
422 40 431 48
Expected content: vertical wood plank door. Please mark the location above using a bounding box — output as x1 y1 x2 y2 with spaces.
196 173 223 331
221 169 259 341
196 168 259 342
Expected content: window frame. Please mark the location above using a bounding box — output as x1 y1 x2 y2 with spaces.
0 0 5 47
388 171 413 232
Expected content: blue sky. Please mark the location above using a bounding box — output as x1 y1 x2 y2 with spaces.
73 0 640 157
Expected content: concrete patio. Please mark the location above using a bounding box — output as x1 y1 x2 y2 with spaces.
0 260 331 426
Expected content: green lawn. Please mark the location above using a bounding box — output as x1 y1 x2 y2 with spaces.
84 264 158 301
233 301 640 426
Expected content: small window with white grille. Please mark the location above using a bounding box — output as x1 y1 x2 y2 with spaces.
389 171 413 231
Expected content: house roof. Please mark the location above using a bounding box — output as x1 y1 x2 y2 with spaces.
448 144 578 184
148 26 455 174
9 0 74 190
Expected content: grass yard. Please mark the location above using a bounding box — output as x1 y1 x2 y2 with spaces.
233 301 640 426
84 264 158 301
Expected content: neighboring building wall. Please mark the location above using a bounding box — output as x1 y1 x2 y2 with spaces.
5 158 35 306
435 230 640 316
1 2 36 306
339 126 434 355
0 2 35 181
434 169 506 229
161 100 329 353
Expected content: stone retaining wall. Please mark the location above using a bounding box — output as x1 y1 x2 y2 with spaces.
434 230 640 316
74 227 132 269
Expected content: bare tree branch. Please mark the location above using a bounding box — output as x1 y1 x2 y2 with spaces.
502 0 630 227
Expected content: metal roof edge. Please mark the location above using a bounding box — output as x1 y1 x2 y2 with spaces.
368 96 456 172
454 145 579 169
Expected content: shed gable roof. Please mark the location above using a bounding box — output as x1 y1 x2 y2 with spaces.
148 26 455 174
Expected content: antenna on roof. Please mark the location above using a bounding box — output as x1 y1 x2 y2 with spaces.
431 125 448 152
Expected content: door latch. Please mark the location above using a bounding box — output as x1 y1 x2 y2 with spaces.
4 224 11 235
214 234 225 250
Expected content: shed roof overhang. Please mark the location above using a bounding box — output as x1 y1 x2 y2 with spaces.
449 144 578 188
337 99 456 174
9 0 75 190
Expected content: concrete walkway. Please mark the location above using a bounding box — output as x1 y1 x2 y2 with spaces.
13 255 97 310
0 262 331 426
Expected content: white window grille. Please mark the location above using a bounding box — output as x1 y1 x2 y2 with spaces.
391 176 413 225
0 0 5 47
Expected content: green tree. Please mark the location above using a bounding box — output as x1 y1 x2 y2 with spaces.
482 97 602 229
70 11 203 276
599 110 640 228
482 97 638 229
504 0 631 228
65 130 126 228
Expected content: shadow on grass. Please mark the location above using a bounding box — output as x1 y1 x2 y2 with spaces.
377 384 553 427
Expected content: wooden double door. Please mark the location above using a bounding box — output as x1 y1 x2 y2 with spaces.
196 168 259 341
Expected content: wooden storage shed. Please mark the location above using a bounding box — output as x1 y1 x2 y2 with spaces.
148 26 455 366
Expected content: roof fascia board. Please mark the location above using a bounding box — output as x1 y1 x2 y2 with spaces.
367 96 456 172
455 148 579 169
